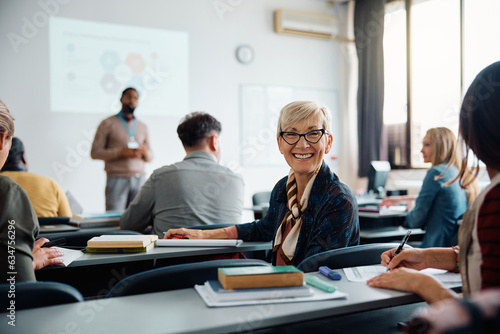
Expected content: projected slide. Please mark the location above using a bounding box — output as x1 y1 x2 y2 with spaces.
49 17 189 116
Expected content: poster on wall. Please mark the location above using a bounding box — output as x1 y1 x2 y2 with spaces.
49 16 189 116
240 84 340 169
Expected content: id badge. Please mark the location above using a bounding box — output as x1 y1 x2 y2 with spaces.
127 141 140 149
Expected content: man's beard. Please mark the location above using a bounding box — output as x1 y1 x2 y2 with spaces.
122 105 135 115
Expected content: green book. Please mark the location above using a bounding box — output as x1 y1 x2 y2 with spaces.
218 266 303 290
218 266 301 276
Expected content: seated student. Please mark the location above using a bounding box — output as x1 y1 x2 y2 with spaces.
367 61 500 303
165 101 360 266
120 112 244 237
1 137 72 217
381 127 478 247
0 101 64 282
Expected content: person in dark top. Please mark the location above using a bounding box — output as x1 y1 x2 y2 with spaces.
0 100 63 282
165 101 359 266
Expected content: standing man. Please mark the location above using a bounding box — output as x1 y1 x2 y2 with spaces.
120 112 244 237
91 87 153 211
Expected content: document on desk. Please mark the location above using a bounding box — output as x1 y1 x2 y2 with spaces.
53 247 84 266
155 239 243 247
195 283 347 307
344 265 462 283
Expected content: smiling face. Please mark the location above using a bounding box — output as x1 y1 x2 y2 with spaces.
421 134 433 163
278 115 332 178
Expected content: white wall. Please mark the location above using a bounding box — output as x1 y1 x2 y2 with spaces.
0 0 344 218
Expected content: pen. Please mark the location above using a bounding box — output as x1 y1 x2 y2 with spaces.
387 230 411 271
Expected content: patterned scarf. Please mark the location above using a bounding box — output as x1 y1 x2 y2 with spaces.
273 167 319 264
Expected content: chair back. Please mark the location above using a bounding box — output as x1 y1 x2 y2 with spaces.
0 281 84 310
106 259 270 298
297 243 412 272
252 191 271 206
252 191 271 219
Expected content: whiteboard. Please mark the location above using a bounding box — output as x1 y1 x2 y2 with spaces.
239 84 340 168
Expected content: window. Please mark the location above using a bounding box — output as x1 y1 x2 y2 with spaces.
383 0 500 169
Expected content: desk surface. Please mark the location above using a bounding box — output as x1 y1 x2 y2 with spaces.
358 211 407 218
46 241 273 268
3 271 460 334
360 227 425 240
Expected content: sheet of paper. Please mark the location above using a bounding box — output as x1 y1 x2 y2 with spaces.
343 265 462 283
344 265 387 281
155 239 243 247
195 284 347 307
53 247 84 267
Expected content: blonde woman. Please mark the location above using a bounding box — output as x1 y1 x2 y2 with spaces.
368 61 500 304
381 127 478 248
165 101 359 266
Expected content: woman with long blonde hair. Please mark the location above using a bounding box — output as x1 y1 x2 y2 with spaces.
381 127 478 247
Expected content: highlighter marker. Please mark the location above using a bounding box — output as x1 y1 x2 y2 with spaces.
318 266 342 280
304 275 337 293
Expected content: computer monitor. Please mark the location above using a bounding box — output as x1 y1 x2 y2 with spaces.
367 161 391 198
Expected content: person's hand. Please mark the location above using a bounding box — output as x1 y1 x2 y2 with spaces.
367 267 425 293
121 146 139 158
381 248 428 271
380 196 400 207
164 228 204 239
32 238 64 270
137 143 149 160
403 288 500 333
405 199 416 211
368 263 457 304
163 227 229 240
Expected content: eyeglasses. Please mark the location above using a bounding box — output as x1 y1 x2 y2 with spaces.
279 129 327 145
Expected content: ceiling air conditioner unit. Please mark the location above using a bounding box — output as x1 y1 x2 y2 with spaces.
274 9 338 40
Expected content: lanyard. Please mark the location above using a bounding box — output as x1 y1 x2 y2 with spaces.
116 112 137 142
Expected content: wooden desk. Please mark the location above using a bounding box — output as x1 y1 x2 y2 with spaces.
6 271 461 334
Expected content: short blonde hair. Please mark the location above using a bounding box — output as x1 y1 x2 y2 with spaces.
277 101 332 136
0 100 14 139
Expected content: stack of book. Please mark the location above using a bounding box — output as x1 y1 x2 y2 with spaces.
201 265 311 303
86 235 158 253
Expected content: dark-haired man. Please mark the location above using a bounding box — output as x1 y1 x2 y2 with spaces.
1 137 72 217
91 87 153 211
120 112 244 237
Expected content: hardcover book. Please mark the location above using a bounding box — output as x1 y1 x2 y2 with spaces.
86 235 158 248
86 242 155 253
218 265 303 289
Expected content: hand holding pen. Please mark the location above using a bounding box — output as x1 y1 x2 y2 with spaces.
386 230 411 272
